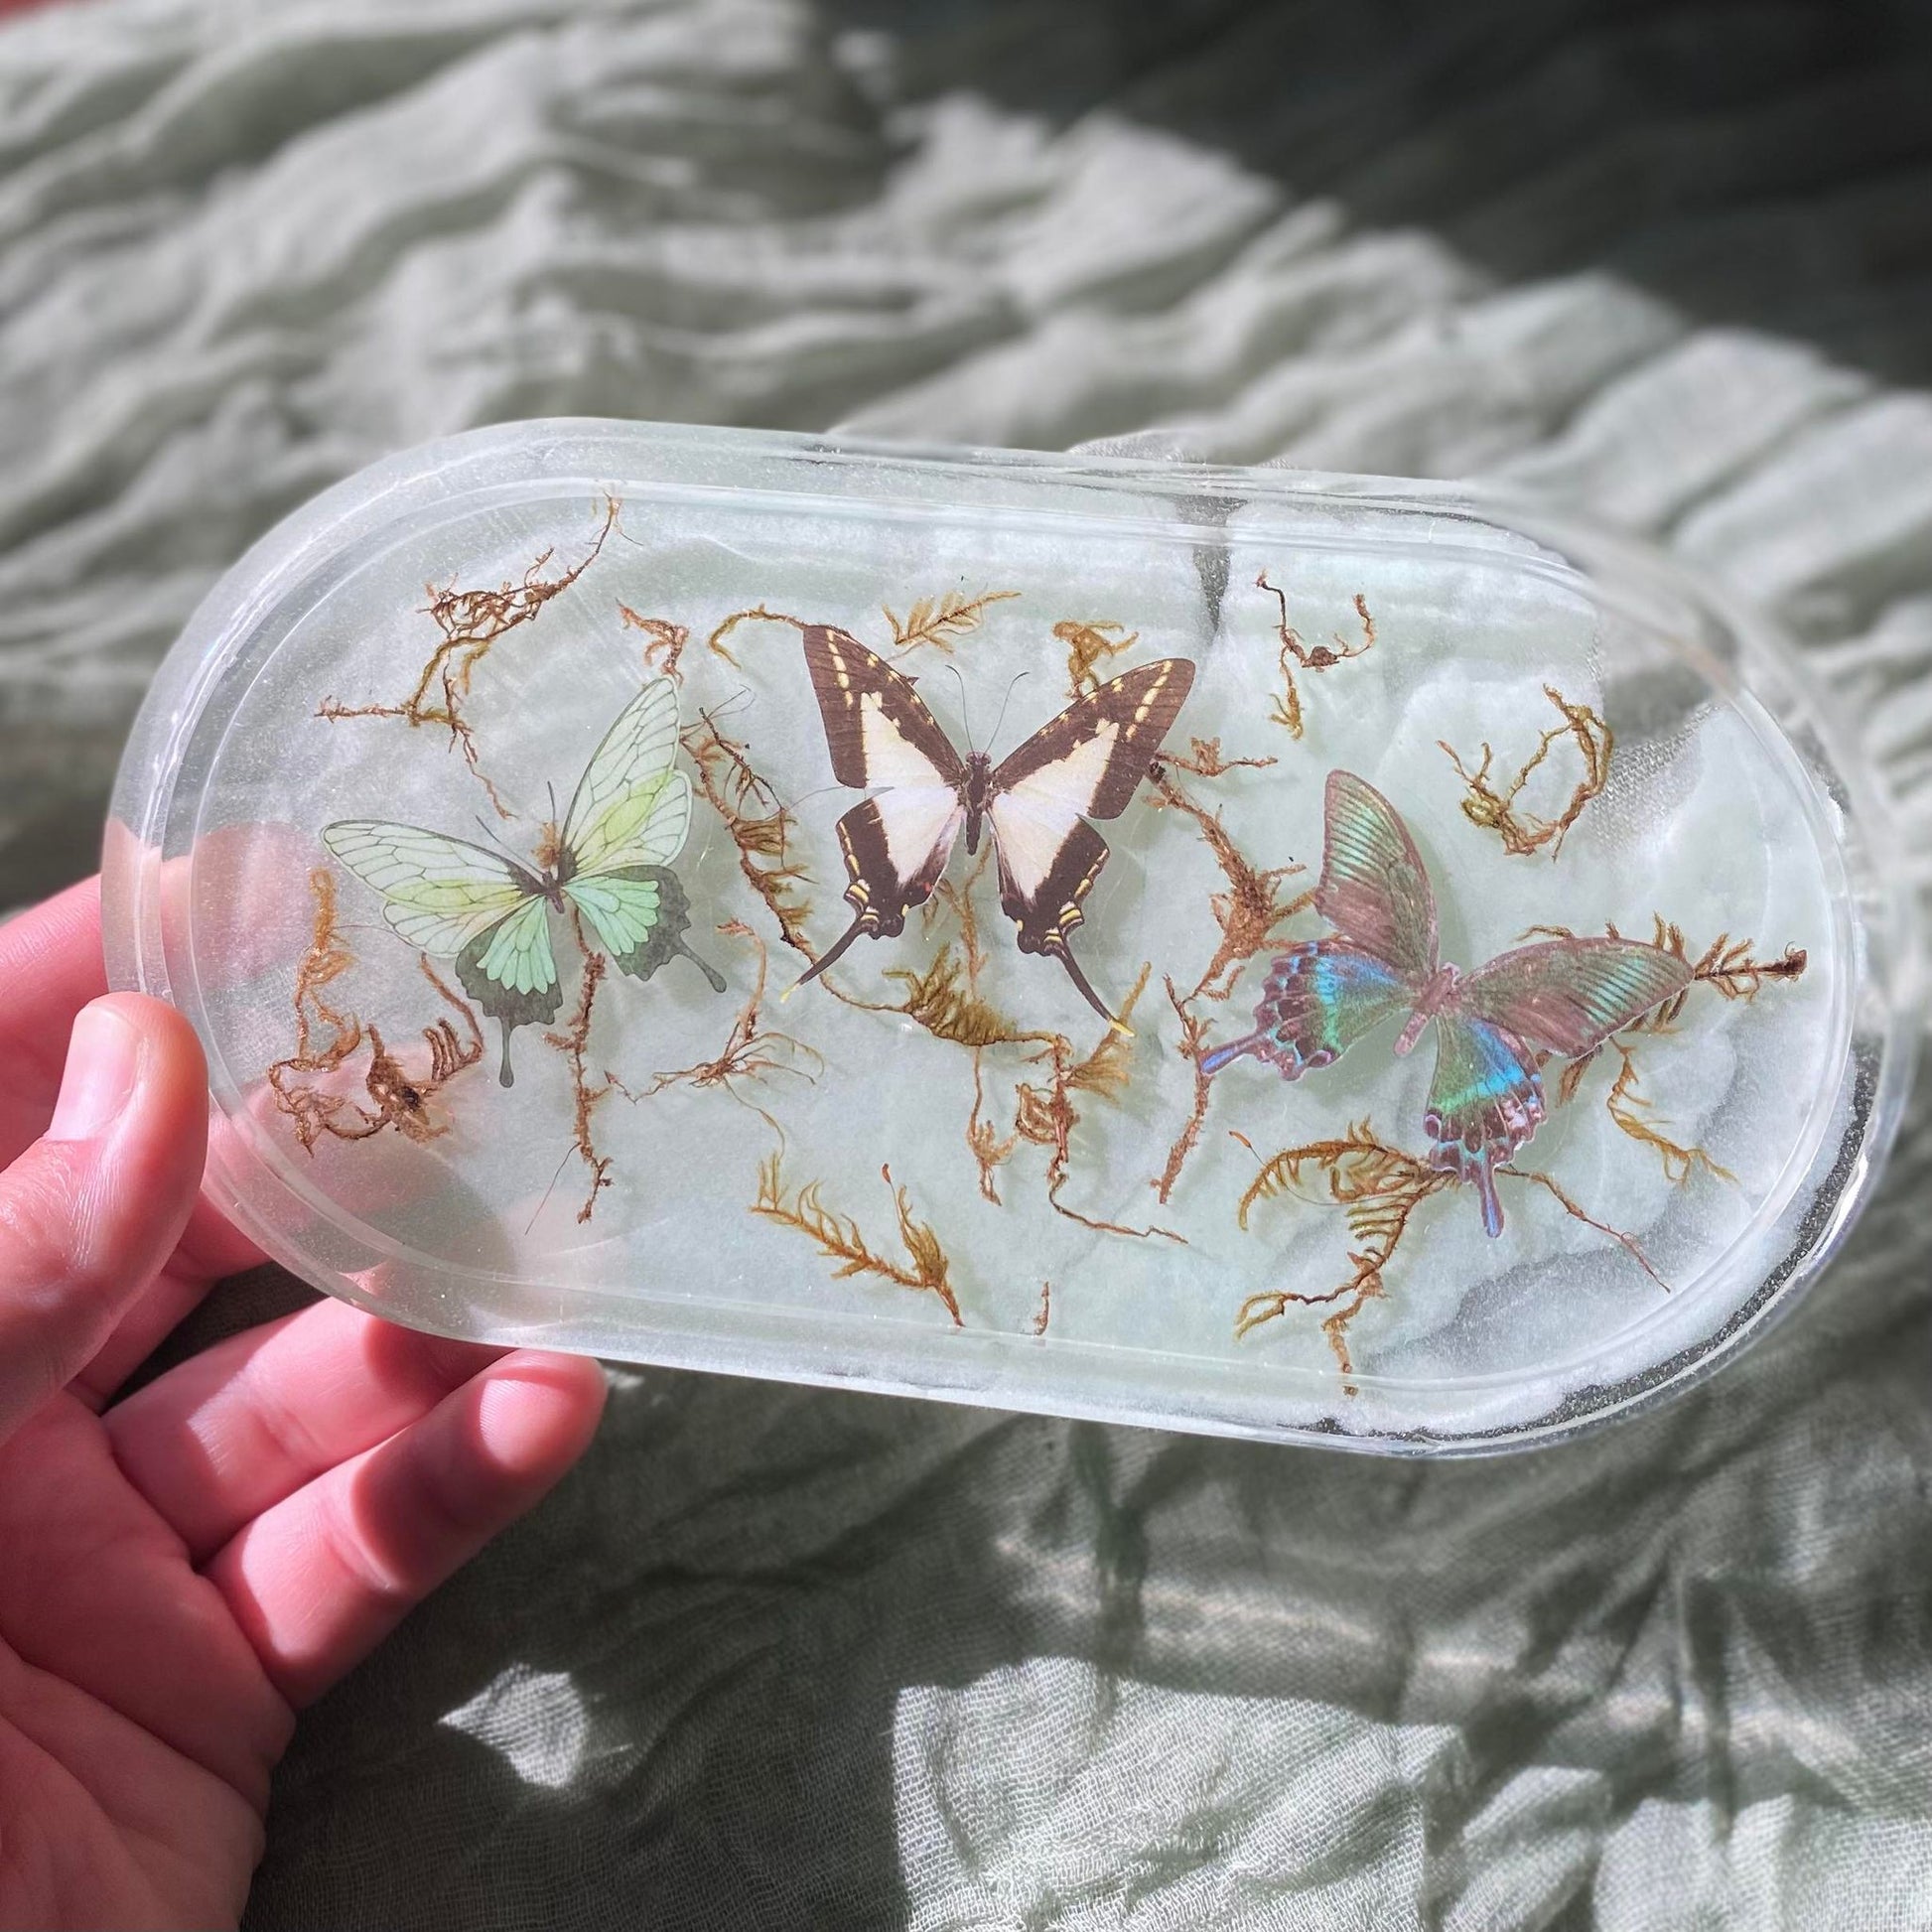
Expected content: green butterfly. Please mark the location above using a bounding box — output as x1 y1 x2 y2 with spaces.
324 677 725 1087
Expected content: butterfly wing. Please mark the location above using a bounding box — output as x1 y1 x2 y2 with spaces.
559 677 692 878
322 821 537 956
1425 1016 1547 1237
1315 771 1440 983
799 626 968 985
322 821 559 1086
563 867 727 994
1199 941 1413 1077
803 624 966 790
1202 770 1434 1078
1426 939 1692 1235
989 657 1195 820
985 657 1195 1022
1455 937 1693 1057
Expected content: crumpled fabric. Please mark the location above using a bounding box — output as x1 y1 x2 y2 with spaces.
4 0 1932 1924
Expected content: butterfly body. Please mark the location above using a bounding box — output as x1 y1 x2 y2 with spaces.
798 625 1195 1025
1203 771 1692 1236
324 677 724 1089
1392 963 1463 1056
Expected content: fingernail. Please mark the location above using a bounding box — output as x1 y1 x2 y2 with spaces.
48 1003 142 1143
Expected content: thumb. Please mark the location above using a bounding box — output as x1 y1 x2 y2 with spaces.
0 993 208 1443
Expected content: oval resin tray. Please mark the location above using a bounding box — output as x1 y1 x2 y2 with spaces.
104 421 1919 1452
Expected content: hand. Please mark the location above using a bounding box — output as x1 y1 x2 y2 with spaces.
0 879 608 1930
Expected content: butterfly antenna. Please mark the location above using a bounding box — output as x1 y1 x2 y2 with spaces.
474 817 526 865
987 672 1029 755
526 1140 582 1235
945 663 974 753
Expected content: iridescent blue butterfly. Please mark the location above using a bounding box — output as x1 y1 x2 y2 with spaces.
1202 769 1692 1235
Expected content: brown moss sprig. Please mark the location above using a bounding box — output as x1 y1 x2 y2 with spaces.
1499 1165 1669 1292
1161 737 1278 778
1053 619 1138 697
1232 1124 1453 1380
1257 571 1376 740
886 875 1173 1239
753 1155 962 1325
1440 686 1612 860
641 921 821 1140
1147 762 1311 1005
618 606 690 679
1032 1281 1053 1336
1012 964 1180 1242
682 709 817 961
1145 758 1312 1204
543 945 614 1224
705 603 811 669
319 498 619 815
885 590 1020 658
902 866 1032 1202
1557 1042 1736 1186
1532 916 1807 1179
267 870 484 1150
1667 925 1809 1018
1154 978 1215 1207
1232 1122 1662 1383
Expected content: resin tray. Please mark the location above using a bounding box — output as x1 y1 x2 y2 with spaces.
104 421 1918 1452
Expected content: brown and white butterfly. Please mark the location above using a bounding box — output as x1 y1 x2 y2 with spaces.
797 625 1195 1026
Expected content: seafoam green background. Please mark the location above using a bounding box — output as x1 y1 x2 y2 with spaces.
4 0 1932 1923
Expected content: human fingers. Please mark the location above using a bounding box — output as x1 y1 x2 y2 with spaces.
206 1350 606 1707
0 876 108 1162
107 1298 510 1560
0 994 207 1442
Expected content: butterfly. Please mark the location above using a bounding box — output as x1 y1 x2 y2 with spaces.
324 676 725 1088
1201 769 1693 1235
796 625 1195 1026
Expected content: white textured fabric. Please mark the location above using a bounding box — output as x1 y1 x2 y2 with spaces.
4 1 1931 1924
